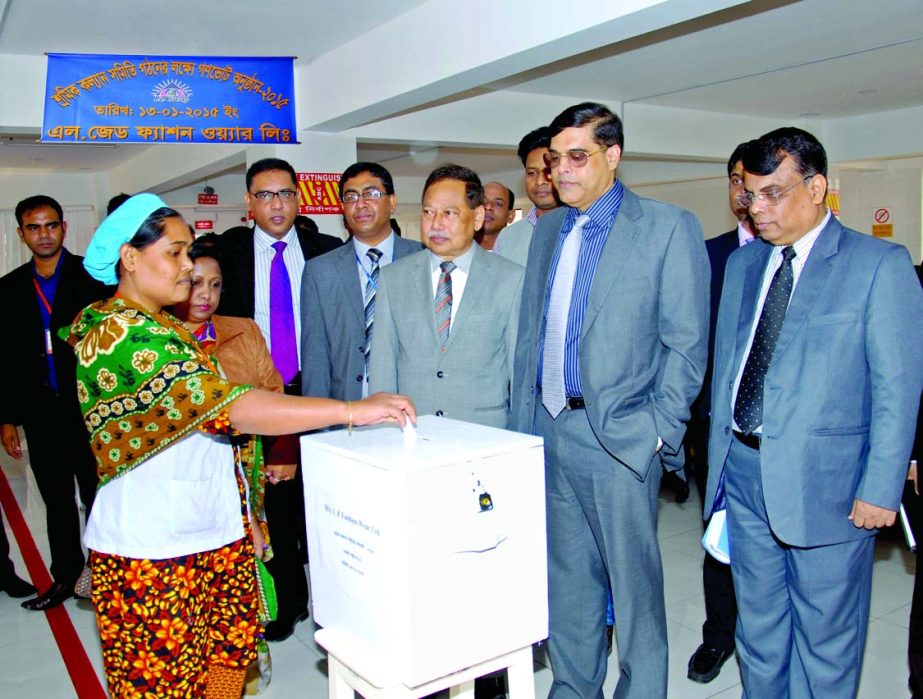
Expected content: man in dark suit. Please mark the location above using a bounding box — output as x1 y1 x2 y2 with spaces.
511 102 709 698
216 158 340 641
686 142 758 684
705 128 923 696
301 162 421 403
0 195 108 610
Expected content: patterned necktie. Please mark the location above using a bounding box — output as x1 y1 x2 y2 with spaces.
734 245 797 434
435 260 456 350
363 248 383 375
542 214 590 418
269 240 298 384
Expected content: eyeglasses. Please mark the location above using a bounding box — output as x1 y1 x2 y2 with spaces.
250 189 298 202
543 148 606 169
341 190 389 204
736 175 814 208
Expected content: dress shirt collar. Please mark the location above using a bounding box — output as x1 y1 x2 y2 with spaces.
570 179 624 233
254 225 298 252
352 231 396 266
772 208 830 262
737 221 757 248
428 242 475 275
525 206 540 227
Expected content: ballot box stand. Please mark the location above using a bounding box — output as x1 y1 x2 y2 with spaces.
301 416 548 694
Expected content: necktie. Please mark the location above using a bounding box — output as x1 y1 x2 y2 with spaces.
269 241 298 384
363 248 383 375
435 260 456 350
734 245 797 434
542 214 590 418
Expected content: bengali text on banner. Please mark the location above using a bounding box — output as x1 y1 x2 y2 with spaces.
42 53 296 145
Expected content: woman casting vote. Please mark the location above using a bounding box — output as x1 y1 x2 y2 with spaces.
65 194 414 698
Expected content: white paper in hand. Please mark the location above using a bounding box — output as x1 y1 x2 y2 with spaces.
402 419 417 445
702 509 731 564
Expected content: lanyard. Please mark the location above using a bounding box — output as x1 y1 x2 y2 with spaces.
32 277 53 314
355 252 378 291
33 277 54 354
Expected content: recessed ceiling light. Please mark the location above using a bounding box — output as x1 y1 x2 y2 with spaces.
32 157 45 162
799 113 820 119
858 89 878 95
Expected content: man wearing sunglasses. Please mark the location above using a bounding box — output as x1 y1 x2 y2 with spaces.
217 157 341 641
511 102 709 698
704 127 923 697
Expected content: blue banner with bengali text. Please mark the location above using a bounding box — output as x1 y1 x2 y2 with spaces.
43 53 297 145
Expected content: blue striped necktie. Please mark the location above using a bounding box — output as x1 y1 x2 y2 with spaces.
363 248 383 376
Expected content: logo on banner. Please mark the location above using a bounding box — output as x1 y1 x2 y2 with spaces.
152 80 193 103
298 173 343 215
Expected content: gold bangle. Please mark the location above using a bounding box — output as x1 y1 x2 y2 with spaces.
346 401 353 435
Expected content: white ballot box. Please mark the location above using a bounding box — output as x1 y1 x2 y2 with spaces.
301 415 547 687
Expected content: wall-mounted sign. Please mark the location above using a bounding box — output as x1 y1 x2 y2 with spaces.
298 172 343 215
194 220 214 230
43 54 296 144
872 206 893 237
198 193 219 205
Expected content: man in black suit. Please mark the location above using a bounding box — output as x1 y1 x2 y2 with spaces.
216 158 341 641
0 195 108 610
686 142 758 683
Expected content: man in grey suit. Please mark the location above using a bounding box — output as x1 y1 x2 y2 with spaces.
511 102 709 698
301 162 422 402
512 102 708 699
370 164 523 429
704 127 923 697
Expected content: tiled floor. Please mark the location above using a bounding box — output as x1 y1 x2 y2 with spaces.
0 446 915 698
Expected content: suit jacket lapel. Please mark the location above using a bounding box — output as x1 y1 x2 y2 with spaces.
771 219 839 363
334 243 365 328
240 231 257 317
582 191 642 338
528 209 566 321
415 253 441 348
445 246 487 352
734 245 772 371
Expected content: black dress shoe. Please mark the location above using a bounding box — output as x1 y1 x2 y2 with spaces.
687 643 732 683
263 608 309 642
606 624 614 656
21 582 74 611
0 573 36 598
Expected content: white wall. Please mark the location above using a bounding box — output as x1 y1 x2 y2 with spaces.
839 164 923 262
0 171 103 215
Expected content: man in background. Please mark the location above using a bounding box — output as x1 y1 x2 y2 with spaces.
0 195 108 610
475 181 514 252
494 126 560 266
686 141 758 684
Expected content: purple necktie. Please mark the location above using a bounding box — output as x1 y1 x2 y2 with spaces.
270 241 298 383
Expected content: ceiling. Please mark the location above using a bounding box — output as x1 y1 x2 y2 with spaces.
0 0 921 177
